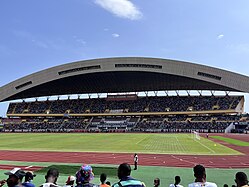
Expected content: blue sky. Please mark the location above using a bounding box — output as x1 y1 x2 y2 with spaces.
1 0 249 116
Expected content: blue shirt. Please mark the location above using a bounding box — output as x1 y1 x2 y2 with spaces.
22 182 35 187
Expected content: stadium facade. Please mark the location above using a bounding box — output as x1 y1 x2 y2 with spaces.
1 57 249 133
1 57 249 102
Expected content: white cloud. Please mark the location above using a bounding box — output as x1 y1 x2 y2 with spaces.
217 34 224 40
32 39 49 49
76 39 86 45
112 33 120 38
94 0 142 20
227 43 249 54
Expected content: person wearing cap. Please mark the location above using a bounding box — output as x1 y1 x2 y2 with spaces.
75 164 97 187
64 176 76 187
4 168 26 187
40 168 60 187
112 163 145 187
235 172 249 187
22 171 36 187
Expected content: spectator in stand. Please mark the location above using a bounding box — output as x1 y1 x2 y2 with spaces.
100 173 110 187
188 165 217 187
106 182 111 186
4 168 26 187
154 178 160 187
169 176 183 187
64 176 76 187
76 164 97 187
40 168 60 187
112 163 145 187
22 171 36 187
235 172 249 187
223 184 228 187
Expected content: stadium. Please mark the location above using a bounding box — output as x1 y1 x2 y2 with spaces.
0 57 249 186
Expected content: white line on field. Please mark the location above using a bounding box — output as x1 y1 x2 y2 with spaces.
25 165 33 169
136 136 148 145
171 155 196 165
175 137 186 153
194 139 216 154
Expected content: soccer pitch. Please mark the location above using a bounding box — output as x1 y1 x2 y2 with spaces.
0 133 241 155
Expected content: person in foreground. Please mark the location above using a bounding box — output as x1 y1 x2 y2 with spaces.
4 168 26 187
188 164 217 187
75 164 97 187
40 168 60 187
22 171 36 187
235 172 249 187
99 173 110 187
64 176 76 187
153 178 160 187
112 163 145 187
169 176 183 187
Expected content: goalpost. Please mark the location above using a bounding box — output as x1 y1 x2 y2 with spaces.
191 130 201 140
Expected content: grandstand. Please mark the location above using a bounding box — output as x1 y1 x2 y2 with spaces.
0 57 249 133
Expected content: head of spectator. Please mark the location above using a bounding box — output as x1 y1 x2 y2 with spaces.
235 172 248 187
154 178 160 187
4 168 26 187
100 173 107 185
175 176 181 185
106 181 111 186
117 163 131 180
66 176 76 186
223 184 228 187
193 165 206 182
24 171 36 182
76 164 94 185
45 168 59 185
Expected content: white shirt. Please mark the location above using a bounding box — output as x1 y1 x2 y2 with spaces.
41 182 61 187
188 182 217 187
169 184 183 187
134 155 138 162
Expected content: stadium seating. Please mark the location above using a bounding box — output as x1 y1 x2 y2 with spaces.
3 95 247 133
7 96 243 114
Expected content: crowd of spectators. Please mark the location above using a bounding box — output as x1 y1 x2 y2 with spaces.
2 114 246 133
3 95 247 133
2 118 88 132
7 96 243 114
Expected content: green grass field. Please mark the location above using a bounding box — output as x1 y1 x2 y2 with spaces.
211 136 249 146
0 133 241 155
0 133 248 187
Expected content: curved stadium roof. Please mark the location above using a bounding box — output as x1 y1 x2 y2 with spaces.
1 57 249 102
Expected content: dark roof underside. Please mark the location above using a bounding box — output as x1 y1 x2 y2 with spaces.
5 71 236 101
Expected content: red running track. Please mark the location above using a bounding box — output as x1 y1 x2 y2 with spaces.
0 150 248 169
